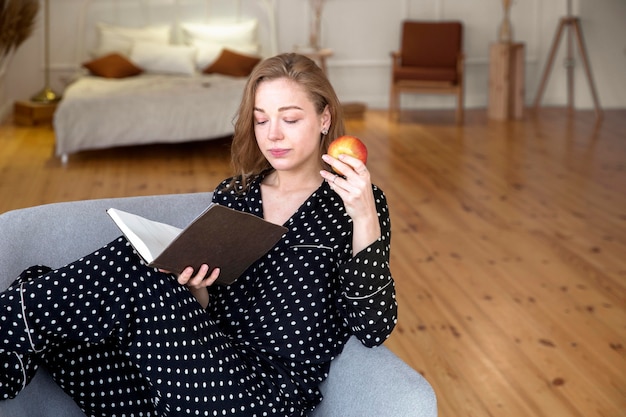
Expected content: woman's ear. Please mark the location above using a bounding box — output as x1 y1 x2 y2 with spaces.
321 105 332 131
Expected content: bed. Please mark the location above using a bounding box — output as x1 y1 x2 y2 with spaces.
54 0 278 164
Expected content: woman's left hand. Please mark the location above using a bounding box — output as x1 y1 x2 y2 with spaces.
321 153 381 253
160 264 220 308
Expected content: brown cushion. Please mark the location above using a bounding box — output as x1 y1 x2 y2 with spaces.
202 49 261 77
400 21 462 68
83 53 143 78
393 66 458 83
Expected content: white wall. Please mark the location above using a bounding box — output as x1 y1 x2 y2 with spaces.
2 0 625 122
574 0 626 110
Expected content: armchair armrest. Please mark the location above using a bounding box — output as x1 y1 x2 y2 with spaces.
456 52 466 84
390 50 401 67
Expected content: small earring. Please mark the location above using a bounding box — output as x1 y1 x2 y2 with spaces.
321 128 329 136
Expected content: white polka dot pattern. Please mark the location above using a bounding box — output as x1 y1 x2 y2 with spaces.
0 174 397 416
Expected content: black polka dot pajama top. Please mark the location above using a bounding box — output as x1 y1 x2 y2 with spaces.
0 174 397 417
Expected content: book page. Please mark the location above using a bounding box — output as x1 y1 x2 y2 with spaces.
107 208 182 263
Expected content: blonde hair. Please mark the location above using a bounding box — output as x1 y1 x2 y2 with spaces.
229 53 345 191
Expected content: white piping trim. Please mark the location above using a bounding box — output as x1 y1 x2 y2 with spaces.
19 283 44 354
290 244 334 251
14 352 27 392
344 280 393 300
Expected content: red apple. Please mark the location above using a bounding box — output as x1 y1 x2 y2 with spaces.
327 135 368 175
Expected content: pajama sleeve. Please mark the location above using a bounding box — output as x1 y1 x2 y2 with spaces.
336 188 398 347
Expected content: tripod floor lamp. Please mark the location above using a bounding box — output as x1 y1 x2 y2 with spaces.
533 2 602 120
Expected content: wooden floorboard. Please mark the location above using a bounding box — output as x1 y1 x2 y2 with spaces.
0 107 624 416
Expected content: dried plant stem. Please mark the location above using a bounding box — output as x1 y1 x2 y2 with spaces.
0 0 39 78
309 0 325 50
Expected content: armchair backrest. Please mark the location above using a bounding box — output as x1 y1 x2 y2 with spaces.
400 20 463 69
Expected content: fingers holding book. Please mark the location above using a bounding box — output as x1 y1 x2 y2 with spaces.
164 264 220 308
178 264 220 286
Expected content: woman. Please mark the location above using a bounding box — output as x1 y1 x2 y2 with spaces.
0 53 397 417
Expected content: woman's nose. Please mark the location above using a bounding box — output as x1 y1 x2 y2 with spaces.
267 121 282 141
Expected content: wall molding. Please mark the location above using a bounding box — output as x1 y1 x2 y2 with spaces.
323 55 538 70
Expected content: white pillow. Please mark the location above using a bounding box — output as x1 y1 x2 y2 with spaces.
180 19 258 46
191 39 259 71
130 41 197 75
95 23 171 57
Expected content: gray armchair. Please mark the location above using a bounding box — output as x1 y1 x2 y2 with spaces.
0 193 437 417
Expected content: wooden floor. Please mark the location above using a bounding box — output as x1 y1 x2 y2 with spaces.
1 107 625 416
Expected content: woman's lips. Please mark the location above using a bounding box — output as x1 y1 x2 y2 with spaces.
269 148 290 157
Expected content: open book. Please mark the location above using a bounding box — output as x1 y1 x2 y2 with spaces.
107 204 288 285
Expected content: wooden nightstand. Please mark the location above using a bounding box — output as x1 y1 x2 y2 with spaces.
14 100 59 126
294 47 334 74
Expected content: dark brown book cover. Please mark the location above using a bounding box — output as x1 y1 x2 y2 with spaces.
108 205 287 285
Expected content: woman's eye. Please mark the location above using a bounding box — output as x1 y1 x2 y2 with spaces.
284 119 298 124
255 120 268 125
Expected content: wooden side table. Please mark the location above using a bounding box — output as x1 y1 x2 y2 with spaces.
292 47 365 119
488 42 525 120
14 100 58 126
294 47 334 74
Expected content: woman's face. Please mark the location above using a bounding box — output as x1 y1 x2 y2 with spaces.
253 77 330 175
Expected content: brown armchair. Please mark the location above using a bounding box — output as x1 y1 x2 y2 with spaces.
390 20 465 123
